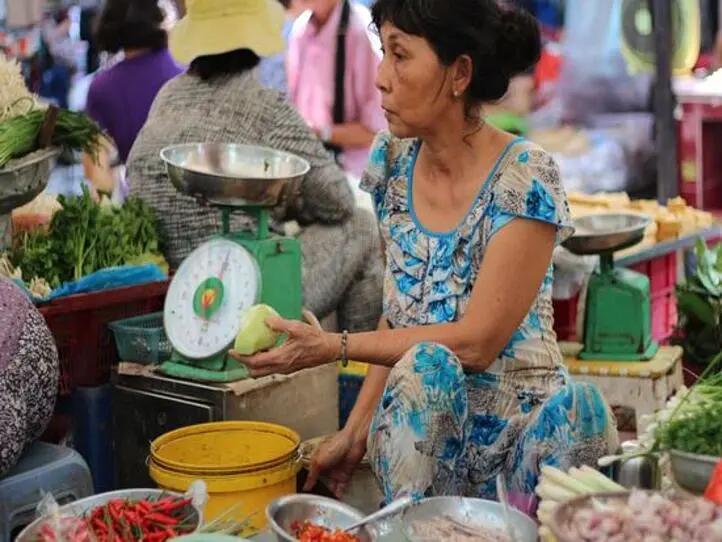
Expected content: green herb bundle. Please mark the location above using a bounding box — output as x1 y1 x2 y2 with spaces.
10 187 163 288
654 373 722 456
673 238 722 367
0 108 103 168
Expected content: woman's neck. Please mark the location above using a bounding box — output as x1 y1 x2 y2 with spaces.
123 48 154 59
420 121 494 180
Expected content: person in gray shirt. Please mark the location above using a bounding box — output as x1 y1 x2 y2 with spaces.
128 0 383 333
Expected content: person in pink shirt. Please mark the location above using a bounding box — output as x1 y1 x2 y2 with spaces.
287 0 385 178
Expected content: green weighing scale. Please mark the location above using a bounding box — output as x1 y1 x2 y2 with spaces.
158 143 310 382
563 213 659 361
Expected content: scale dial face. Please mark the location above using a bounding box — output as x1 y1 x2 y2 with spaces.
164 238 261 360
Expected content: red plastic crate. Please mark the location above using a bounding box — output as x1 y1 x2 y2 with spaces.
650 291 677 343
39 280 169 394
552 296 579 341
553 253 678 344
676 101 722 210
629 253 677 296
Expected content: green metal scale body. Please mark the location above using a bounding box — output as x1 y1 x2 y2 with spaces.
160 207 302 382
579 253 659 361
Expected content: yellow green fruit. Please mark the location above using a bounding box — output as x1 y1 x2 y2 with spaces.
233 304 281 355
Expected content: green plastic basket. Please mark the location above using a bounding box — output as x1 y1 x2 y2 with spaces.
109 312 172 365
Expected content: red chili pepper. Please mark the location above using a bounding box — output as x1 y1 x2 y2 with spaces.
144 532 168 541
93 518 108 533
154 497 191 513
144 512 178 526
136 500 152 513
40 524 57 542
704 460 722 505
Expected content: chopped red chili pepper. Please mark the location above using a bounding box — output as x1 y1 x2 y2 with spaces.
292 520 361 542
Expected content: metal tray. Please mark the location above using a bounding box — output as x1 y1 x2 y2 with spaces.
563 213 650 255
161 143 310 207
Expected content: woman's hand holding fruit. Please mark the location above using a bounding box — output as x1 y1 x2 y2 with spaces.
229 306 340 378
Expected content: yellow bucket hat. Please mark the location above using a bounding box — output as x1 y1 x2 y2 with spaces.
169 0 285 66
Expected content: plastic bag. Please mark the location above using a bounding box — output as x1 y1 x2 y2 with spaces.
28 483 208 542
556 0 653 123
40 264 167 303
552 131 629 194
552 246 597 300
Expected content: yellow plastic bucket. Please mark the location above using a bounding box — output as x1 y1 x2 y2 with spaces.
149 421 301 535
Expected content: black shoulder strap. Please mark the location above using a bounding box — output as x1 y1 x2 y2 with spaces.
332 0 351 126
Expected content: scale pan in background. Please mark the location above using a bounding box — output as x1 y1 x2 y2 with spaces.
160 143 310 207
563 213 651 255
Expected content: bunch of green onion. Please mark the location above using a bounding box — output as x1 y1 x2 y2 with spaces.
0 108 102 168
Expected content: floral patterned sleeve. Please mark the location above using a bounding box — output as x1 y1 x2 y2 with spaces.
359 131 394 221
489 144 574 245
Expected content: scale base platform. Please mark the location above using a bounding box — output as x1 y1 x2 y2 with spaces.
158 353 250 383
577 340 660 362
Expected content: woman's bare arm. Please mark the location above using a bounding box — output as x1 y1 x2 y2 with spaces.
341 218 556 371
82 136 116 193
343 318 391 443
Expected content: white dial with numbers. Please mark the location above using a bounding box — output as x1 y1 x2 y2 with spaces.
164 238 261 359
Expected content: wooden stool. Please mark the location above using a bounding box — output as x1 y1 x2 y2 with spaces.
560 343 684 435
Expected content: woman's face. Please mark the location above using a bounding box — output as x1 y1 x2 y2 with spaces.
376 22 468 139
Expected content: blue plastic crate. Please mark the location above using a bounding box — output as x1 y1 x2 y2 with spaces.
108 312 171 365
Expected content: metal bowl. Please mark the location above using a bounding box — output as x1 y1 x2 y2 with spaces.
547 490 710 542
669 449 720 495
266 494 377 542
161 143 310 207
401 497 538 542
15 488 202 541
563 213 650 255
548 491 630 542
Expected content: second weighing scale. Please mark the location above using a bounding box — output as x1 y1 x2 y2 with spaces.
158 143 310 382
563 213 659 361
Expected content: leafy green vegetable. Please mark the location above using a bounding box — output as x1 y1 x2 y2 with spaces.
655 371 722 456
9 187 162 287
672 238 722 367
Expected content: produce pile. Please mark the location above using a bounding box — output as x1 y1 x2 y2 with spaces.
673 240 722 368
0 55 102 167
556 490 722 541
652 374 722 458
291 521 361 542
534 465 625 540
2 189 167 296
626 353 722 459
33 495 199 542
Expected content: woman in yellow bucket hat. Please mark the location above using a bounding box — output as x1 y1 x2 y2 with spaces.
127 0 384 333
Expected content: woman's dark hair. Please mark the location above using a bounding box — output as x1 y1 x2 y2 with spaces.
53 9 70 24
95 0 168 55
188 49 261 82
371 0 541 103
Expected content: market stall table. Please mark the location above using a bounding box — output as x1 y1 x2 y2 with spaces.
560 342 684 434
112 362 338 489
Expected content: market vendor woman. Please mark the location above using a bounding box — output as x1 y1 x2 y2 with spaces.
233 0 620 503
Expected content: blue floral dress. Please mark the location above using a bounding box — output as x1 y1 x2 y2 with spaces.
360 132 619 507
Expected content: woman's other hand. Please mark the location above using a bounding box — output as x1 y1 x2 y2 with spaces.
304 429 367 498
228 309 340 377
